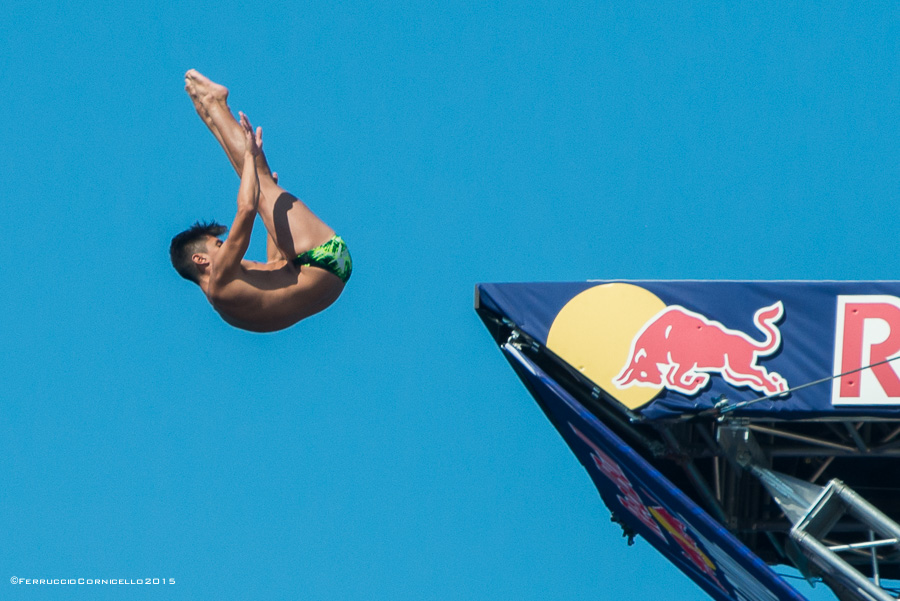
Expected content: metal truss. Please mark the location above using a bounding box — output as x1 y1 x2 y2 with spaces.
654 419 900 601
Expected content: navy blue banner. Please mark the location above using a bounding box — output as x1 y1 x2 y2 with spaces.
503 344 806 601
478 281 900 419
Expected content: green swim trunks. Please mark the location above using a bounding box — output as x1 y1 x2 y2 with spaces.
293 235 352 283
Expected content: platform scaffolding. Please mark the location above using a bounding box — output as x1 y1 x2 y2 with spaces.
721 425 900 601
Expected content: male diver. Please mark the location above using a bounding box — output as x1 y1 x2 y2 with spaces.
170 70 351 332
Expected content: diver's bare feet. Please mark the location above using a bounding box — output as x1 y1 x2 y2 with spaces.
183 70 276 180
184 69 229 105
185 80 215 127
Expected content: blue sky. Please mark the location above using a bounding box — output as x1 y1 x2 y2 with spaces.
2 1 898 599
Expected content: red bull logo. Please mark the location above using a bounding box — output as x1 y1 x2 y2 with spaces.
649 506 727 593
570 424 667 543
569 422 727 593
614 301 788 397
546 282 900 411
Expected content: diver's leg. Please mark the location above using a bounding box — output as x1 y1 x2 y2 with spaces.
185 83 240 175
185 70 259 176
186 81 286 261
185 69 336 258
266 232 284 262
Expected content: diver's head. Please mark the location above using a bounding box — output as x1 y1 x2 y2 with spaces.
169 221 227 283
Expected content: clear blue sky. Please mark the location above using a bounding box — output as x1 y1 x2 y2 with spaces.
2 1 897 600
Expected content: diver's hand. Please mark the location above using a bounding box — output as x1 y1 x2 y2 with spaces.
239 112 263 157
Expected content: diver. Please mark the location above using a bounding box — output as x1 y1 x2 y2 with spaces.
170 70 351 332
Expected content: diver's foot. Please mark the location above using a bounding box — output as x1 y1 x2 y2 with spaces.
184 78 214 125
185 69 229 106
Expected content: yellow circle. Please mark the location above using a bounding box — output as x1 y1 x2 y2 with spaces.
547 283 666 410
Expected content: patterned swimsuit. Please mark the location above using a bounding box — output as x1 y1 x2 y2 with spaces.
293 235 352 284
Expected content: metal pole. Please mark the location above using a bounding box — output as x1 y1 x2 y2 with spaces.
827 539 898 552
870 531 881 588
809 457 835 484
834 482 900 543
791 531 894 601
747 425 857 452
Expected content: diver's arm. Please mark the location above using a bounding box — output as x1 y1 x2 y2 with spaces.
212 125 260 279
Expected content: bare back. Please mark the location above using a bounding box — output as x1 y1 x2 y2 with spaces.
205 260 345 332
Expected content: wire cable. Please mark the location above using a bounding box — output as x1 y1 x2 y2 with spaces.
703 354 900 417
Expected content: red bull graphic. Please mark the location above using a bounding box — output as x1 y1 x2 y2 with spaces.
570 421 728 595
482 279 900 418
570 424 667 543
614 301 788 397
491 335 809 601
649 506 727 594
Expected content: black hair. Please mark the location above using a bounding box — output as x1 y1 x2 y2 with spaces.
169 221 227 283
